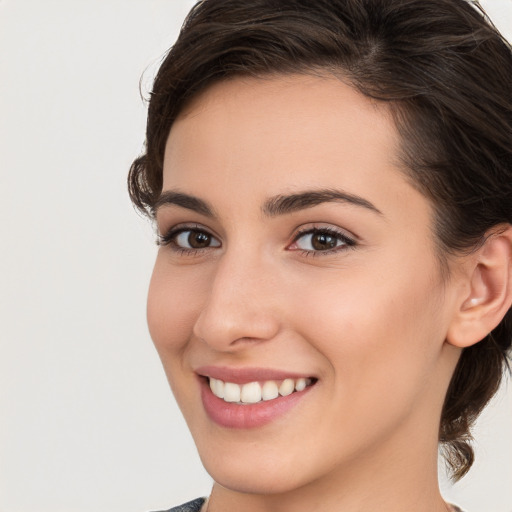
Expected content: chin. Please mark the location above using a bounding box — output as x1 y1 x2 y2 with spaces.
202 458 301 495
195 434 313 495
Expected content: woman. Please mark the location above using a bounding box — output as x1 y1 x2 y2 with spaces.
128 0 512 511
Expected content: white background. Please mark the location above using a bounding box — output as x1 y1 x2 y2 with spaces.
1 1 511 511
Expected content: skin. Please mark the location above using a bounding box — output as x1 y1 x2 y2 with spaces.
147 75 470 512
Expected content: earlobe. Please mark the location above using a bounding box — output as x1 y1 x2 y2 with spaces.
447 225 512 348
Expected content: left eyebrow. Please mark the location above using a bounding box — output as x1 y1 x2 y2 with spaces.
262 189 383 217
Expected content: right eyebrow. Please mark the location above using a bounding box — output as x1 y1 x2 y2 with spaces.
152 191 215 218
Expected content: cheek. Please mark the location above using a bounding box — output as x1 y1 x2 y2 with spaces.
289 259 446 421
146 257 205 359
146 258 213 422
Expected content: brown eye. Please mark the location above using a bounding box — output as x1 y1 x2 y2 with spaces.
171 229 221 250
311 232 338 250
188 230 212 248
291 228 355 254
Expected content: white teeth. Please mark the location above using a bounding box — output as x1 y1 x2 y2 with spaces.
295 378 306 392
279 378 295 397
241 382 262 404
223 382 241 402
209 376 313 403
261 380 279 400
210 378 224 399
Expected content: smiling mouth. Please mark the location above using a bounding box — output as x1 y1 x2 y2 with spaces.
208 377 316 404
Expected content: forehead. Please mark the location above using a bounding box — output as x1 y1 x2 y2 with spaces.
162 74 430 229
165 75 397 179
172 74 394 148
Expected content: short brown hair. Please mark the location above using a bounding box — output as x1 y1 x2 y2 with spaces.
129 0 512 480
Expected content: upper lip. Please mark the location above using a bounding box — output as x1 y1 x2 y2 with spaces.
195 365 315 384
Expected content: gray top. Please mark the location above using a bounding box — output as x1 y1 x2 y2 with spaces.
155 497 206 512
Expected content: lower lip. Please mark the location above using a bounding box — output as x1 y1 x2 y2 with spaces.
200 378 314 429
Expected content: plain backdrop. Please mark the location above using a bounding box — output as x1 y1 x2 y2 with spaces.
1 1 511 511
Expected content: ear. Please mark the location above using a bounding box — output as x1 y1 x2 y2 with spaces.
446 225 512 348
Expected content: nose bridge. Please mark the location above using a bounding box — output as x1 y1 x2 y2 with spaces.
193 244 280 349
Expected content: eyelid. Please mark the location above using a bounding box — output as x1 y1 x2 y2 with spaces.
157 223 221 249
287 224 357 255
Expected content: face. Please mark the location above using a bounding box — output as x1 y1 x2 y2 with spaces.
147 75 460 495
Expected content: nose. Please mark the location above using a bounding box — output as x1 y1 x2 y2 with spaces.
192 250 281 351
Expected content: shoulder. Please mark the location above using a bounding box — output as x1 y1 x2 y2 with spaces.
151 497 206 512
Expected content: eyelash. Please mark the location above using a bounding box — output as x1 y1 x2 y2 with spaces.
290 227 356 257
157 224 219 256
157 225 357 257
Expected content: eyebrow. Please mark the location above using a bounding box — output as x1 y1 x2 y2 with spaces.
152 191 215 217
262 188 383 217
153 188 382 218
